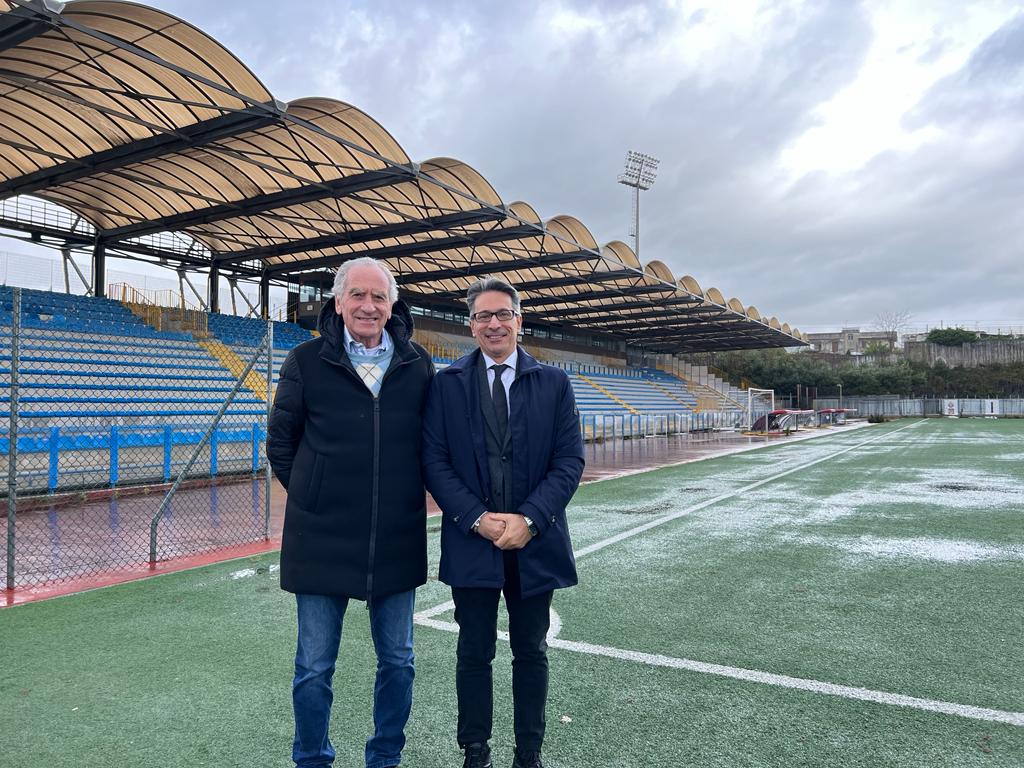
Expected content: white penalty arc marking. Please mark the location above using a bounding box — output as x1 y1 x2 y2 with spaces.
414 615 1024 727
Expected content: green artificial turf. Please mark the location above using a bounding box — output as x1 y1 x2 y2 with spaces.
1 418 1021 767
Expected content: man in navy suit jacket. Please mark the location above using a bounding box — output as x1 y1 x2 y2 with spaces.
423 277 585 768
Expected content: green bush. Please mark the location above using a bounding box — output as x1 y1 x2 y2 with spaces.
867 414 887 423
926 327 978 346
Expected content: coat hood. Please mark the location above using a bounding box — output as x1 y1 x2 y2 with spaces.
317 296 416 349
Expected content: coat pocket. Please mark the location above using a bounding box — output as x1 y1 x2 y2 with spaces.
306 452 325 510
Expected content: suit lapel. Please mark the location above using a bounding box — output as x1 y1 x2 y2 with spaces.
458 352 491 498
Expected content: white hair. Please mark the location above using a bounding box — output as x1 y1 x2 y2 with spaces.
332 257 398 304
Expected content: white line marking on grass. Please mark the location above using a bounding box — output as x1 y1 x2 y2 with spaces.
549 639 1024 727
414 599 455 622
583 421 875 485
548 608 562 642
573 419 922 558
413 615 1024 727
418 422 920 620
421 421 922 620
412 421 1024 726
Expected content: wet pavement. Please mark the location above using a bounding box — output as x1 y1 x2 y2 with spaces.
3 425 867 605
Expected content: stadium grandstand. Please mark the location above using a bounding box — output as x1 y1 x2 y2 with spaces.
1 0 806 590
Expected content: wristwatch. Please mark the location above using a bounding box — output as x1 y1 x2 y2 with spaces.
523 516 538 537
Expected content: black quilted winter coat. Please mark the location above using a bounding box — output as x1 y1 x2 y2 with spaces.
267 299 435 599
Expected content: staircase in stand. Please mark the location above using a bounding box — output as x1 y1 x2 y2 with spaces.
200 339 272 402
577 373 640 415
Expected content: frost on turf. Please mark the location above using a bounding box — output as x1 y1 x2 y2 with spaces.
792 534 1024 564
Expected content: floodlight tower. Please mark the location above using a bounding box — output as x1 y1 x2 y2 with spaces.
617 150 659 258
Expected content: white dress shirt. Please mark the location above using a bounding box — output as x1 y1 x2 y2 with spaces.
481 349 516 418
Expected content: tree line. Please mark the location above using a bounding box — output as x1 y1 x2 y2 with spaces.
708 348 1024 399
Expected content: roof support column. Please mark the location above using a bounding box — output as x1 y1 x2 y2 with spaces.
177 268 208 311
229 277 259 318
260 272 270 320
208 262 220 314
92 239 106 298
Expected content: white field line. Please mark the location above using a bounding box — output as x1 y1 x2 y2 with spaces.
415 616 1024 727
416 422 918 623
573 419 921 558
583 420 874 486
406 420 1024 727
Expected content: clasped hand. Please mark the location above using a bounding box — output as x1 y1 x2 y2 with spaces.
477 512 532 550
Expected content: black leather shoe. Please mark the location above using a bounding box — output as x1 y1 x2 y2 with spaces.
512 750 543 768
463 742 493 768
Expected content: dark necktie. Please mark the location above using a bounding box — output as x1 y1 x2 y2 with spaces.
490 363 508 438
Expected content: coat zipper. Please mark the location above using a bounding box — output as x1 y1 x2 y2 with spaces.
365 352 418 602
366 396 380 600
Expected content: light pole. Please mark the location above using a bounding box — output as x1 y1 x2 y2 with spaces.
617 150 659 259
838 383 843 410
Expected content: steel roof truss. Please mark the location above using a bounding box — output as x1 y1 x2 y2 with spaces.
0 108 281 198
258 208 509 272
0 2 51 52
107 167 411 242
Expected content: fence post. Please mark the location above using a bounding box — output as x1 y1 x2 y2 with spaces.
109 425 119 487
252 422 260 473
210 427 219 476
48 426 59 492
6 287 20 591
264 319 274 540
163 425 172 482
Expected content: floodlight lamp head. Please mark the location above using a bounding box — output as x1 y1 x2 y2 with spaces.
617 150 660 190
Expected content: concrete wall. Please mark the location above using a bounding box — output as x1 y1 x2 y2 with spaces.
904 339 1024 367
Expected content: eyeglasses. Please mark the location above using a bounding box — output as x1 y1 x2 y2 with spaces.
470 309 518 323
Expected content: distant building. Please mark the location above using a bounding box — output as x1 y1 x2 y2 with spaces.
806 328 893 354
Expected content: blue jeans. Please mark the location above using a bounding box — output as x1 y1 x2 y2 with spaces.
292 590 416 768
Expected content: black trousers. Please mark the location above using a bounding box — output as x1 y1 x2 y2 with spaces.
451 551 553 752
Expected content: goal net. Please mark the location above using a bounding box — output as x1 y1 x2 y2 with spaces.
746 388 775 431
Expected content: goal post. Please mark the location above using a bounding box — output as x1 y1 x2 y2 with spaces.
746 388 775 431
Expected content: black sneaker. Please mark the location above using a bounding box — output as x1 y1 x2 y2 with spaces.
512 750 543 768
463 742 493 768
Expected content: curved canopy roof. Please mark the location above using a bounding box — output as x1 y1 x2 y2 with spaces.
0 0 806 352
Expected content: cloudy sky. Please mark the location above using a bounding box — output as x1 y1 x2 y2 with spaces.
8 0 1024 333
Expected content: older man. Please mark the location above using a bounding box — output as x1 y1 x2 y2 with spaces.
423 277 585 768
268 256 435 768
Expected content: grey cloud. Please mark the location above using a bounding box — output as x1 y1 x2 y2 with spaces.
909 13 1024 128
145 1 1024 331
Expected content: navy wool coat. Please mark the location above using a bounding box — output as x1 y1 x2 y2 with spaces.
422 347 585 598
267 300 434 599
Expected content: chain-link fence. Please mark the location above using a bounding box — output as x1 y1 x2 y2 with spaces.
814 397 1024 418
2 286 274 589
